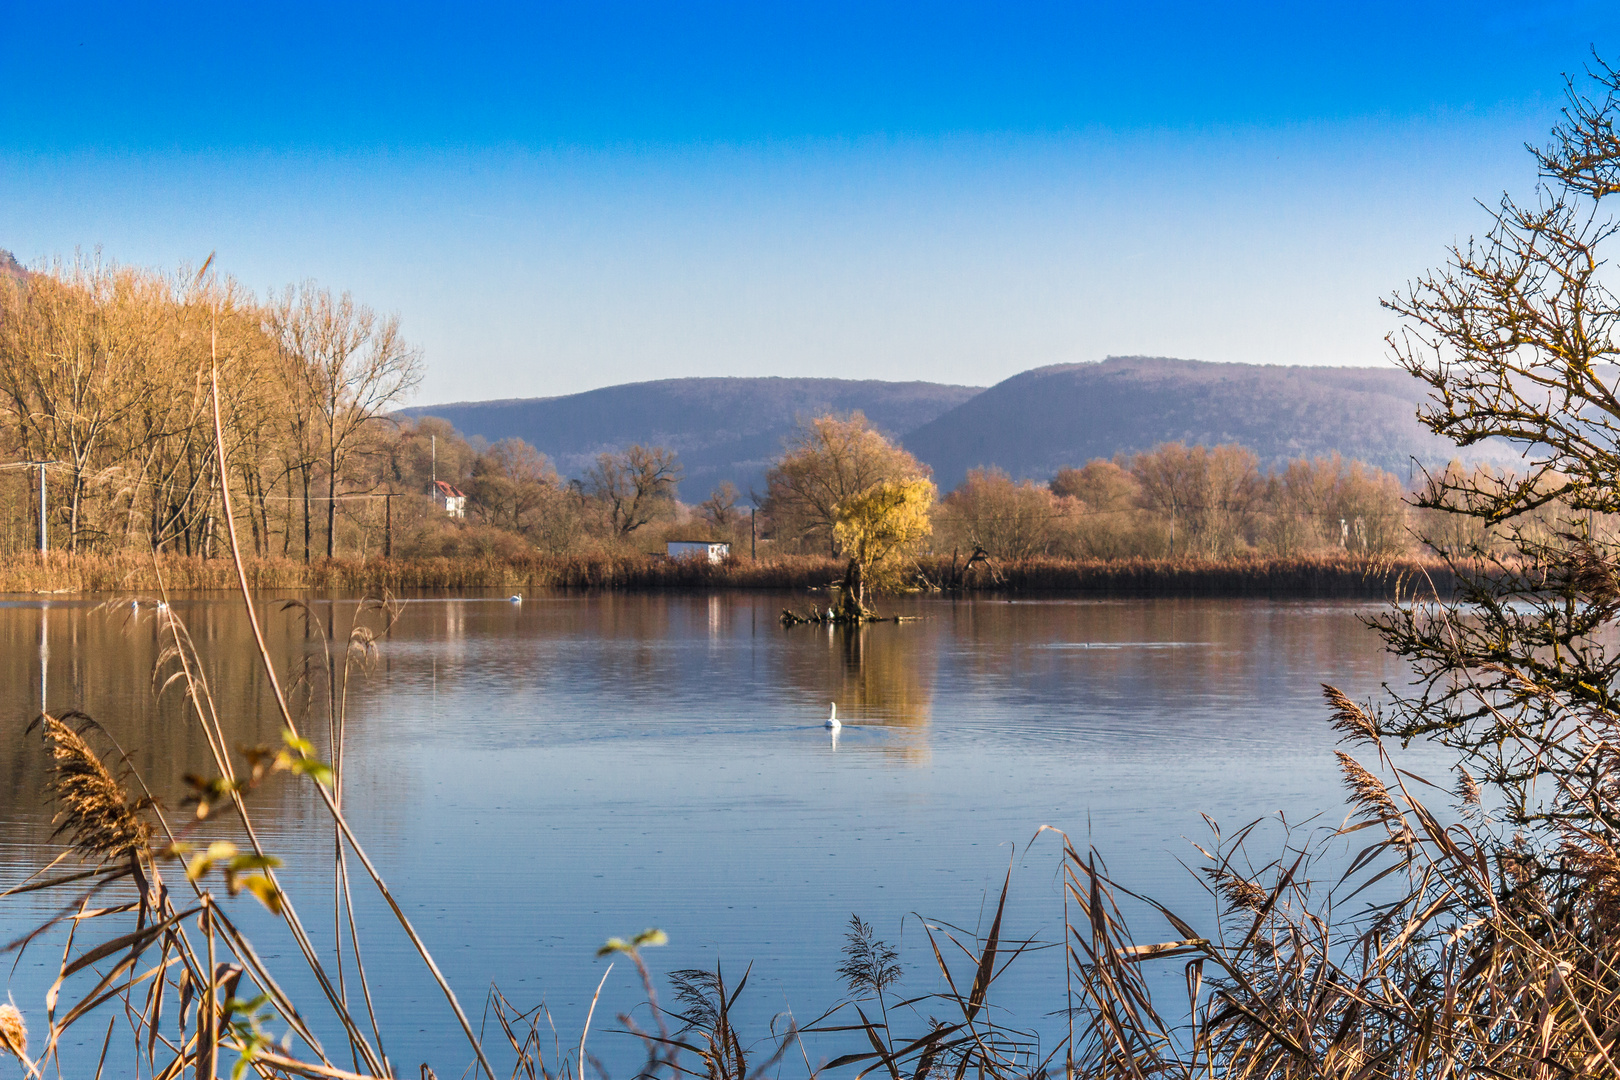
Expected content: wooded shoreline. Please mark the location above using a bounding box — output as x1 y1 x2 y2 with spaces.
0 551 1451 599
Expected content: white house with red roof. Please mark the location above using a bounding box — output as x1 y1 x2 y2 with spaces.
431 480 467 519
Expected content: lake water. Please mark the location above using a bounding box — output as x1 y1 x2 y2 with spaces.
0 591 1442 1076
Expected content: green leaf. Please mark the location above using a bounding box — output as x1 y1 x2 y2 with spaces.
281 731 316 756
288 758 334 787
600 928 668 956
240 875 284 915
227 854 283 873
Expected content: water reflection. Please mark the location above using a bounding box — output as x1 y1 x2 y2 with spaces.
824 622 933 761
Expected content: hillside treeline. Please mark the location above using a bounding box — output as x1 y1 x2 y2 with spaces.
0 255 1491 567
0 257 695 561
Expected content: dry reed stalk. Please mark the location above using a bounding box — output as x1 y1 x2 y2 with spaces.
1456 763 1483 806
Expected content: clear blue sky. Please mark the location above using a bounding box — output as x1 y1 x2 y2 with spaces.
2 2 1615 403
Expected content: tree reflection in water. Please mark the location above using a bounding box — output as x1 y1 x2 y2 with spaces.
823 621 934 762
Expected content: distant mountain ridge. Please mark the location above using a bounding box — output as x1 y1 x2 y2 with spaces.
903 357 1513 490
403 376 984 498
407 358 1512 501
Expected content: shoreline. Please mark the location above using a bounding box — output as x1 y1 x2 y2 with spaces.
0 551 1451 599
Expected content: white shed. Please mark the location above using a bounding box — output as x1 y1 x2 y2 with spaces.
666 539 731 563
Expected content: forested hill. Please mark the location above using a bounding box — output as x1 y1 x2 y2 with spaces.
408 358 1512 499
403 376 983 499
903 356 1514 490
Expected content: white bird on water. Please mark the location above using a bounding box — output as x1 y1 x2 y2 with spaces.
510 594 523 603
825 702 840 730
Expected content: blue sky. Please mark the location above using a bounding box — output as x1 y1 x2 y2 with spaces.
2 2 1616 403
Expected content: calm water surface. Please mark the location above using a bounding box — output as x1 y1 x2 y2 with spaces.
0 592 1439 1074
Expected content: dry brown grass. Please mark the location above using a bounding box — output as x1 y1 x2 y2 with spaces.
0 551 847 593
0 549 1449 599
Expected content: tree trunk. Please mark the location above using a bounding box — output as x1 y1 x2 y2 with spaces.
282 468 293 555
326 447 337 559
838 557 866 619
68 473 81 553
301 465 311 563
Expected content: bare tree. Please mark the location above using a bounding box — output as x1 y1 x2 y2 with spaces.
1374 54 1620 829
1129 443 1203 554
698 481 739 531
937 467 1057 558
1128 442 1258 557
585 444 682 539
0 261 147 550
468 438 559 533
267 283 422 558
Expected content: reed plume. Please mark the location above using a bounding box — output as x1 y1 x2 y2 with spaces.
1336 750 1400 824
1323 683 1379 745
1203 866 1269 912
0 1004 25 1064
1456 764 1482 807
37 714 151 863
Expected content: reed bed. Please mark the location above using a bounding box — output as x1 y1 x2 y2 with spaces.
0 551 847 593
950 553 1452 598
0 550 1447 598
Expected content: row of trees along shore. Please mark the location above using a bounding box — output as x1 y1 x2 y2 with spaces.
0 258 1521 583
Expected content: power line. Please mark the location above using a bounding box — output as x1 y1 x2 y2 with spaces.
0 460 421 503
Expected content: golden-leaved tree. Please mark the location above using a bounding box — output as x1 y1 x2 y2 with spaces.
831 476 935 616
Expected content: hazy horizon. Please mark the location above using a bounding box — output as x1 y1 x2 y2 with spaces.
4 2 1616 404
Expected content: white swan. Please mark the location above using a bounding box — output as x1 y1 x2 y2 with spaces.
825 702 840 730
510 594 523 603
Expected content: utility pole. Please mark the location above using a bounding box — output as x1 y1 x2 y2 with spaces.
431 435 437 485
35 462 47 554
750 506 756 561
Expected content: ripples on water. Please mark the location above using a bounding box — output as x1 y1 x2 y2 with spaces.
0 592 1447 1074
